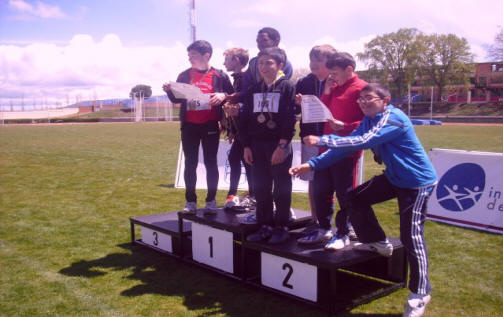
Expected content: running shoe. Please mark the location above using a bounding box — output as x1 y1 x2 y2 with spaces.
403 293 431 317
182 201 197 214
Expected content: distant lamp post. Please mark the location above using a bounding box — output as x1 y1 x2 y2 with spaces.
190 0 196 42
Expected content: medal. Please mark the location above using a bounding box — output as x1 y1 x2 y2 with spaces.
257 113 266 123
266 120 276 129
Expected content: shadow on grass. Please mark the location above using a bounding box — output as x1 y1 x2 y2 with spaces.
59 243 401 317
158 183 175 188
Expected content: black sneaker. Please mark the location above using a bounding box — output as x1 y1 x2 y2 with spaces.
267 226 290 244
246 225 272 242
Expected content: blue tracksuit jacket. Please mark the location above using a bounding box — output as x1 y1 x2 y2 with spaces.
308 105 437 188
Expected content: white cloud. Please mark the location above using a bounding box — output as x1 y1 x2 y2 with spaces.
232 0 500 57
2 0 501 107
283 34 376 71
242 0 285 15
8 0 68 19
9 0 32 11
228 18 264 28
0 31 380 107
0 34 191 105
471 44 488 62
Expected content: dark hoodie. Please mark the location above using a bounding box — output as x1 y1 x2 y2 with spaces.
239 77 296 147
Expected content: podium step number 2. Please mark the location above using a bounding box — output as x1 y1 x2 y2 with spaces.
261 252 317 302
191 222 234 274
141 226 173 253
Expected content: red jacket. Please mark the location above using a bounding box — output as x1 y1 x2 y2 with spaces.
320 75 366 156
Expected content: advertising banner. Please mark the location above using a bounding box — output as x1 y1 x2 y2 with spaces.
427 148 503 234
175 140 364 193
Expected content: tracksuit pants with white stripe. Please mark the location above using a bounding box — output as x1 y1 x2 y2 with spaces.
347 173 436 295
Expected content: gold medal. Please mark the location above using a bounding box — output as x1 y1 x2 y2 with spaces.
266 120 276 129
257 113 266 123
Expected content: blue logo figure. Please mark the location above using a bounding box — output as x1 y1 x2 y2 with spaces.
437 163 485 212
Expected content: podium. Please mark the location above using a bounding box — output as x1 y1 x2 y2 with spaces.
243 232 406 311
177 207 312 280
130 211 191 256
130 208 406 313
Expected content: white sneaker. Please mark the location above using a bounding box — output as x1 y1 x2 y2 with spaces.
182 201 197 214
289 208 296 220
324 234 350 250
403 294 431 317
297 228 333 244
368 239 393 257
240 194 256 208
204 199 218 214
224 195 240 209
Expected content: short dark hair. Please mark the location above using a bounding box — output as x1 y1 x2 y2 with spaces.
223 47 249 67
187 40 212 57
309 44 337 61
257 47 286 66
258 27 281 43
326 52 356 70
361 83 391 99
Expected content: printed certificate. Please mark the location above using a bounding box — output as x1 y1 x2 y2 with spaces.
301 95 334 123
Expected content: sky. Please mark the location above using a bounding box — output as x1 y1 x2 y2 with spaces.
0 0 502 108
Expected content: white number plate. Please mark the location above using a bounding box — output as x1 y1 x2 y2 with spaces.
261 252 317 301
140 226 173 253
191 223 234 273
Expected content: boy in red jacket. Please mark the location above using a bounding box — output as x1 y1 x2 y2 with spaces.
297 52 366 249
163 40 233 214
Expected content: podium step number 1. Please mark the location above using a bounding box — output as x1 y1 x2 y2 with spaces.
141 226 173 253
261 252 317 302
191 222 234 274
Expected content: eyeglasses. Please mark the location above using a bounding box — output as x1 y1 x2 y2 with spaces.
357 95 381 103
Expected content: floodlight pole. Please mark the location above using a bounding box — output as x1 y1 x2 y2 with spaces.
190 0 196 42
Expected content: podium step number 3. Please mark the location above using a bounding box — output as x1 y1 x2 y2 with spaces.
141 226 173 253
261 252 317 302
191 222 234 274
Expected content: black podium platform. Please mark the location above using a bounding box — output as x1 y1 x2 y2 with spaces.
129 208 407 313
243 231 406 312
130 211 191 256
177 207 313 280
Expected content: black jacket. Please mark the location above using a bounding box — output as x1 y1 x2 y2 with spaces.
239 77 296 147
295 73 326 138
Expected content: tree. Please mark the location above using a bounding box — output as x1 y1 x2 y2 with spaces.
291 67 310 84
357 28 424 97
419 34 474 100
487 29 503 61
129 84 152 99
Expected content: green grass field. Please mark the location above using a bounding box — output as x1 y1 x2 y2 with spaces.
1 123 502 316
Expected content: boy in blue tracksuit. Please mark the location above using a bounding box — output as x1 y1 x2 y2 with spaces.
290 83 437 317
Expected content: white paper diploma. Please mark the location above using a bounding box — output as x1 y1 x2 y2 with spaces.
186 94 211 111
300 95 334 123
169 81 206 100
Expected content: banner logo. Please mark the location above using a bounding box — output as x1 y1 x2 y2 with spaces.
436 163 485 212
